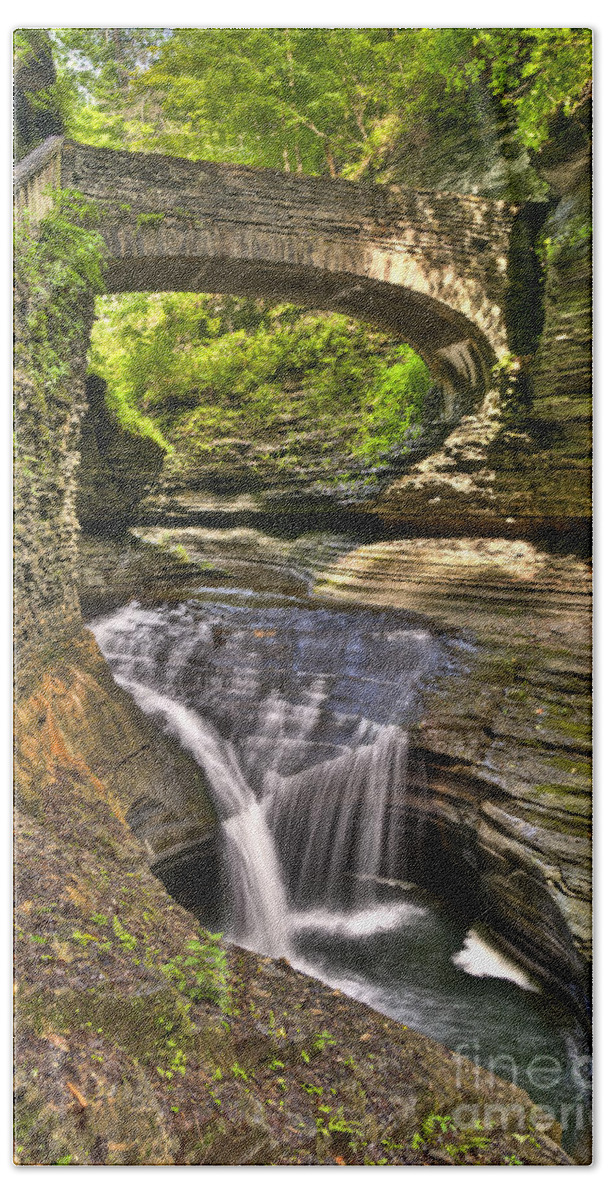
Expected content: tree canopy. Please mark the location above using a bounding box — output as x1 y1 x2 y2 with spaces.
47 27 591 175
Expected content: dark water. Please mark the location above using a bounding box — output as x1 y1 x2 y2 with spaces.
90 591 590 1156
292 894 590 1156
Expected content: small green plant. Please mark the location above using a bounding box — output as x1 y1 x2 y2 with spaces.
411 1111 455 1150
135 211 166 229
444 1134 490 1159
160 931 231 1010
157 1043 186 1080
312 1029 336 1053
112 916 137 952
513 1130 541 1150
301 1082 323 1097
381 1135 406 1152
72 930 95 946
410 1110 494 1161
231 1063 249 1082
266 1009 287 1039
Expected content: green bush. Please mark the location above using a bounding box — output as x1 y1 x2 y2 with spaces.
351 346 430 462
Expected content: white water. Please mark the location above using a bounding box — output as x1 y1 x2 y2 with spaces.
451 928 540 992
265 721 410 905
112 673 292 958
89 598 590 1157
92 600 436 952
291 901 427 939
92 602 544 994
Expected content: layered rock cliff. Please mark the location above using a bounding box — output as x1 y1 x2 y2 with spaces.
15 631 572 1166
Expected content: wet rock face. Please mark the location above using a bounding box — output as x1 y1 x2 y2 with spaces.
369 106 591 536
14 757 573 1166
75 527 591 1014
315 536 591 1008
76 375 165 535
13 262 92 661
13 100 591 1165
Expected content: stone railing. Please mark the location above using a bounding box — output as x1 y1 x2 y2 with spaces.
14 135 63 223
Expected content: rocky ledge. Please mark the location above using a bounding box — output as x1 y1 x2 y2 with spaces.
368 391 591 536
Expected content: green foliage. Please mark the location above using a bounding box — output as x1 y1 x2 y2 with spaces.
411 1110 455 1149
135 212 166 229
311 1029 336 1054
89 292 427 472
410 1111 508 1161
16 189 105 317
160 931 231 1011
474 28 591 150
49 27 591 175
231 1063 249 1082
540 217 592 266
351 347 430 462
112 916 137 952
21 30 589 499
14 190 105 473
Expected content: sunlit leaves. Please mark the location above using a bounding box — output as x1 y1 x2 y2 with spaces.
47 27 591 178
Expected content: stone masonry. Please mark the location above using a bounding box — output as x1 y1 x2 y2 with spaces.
15 136 523 407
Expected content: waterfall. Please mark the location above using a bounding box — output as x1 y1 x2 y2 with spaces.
91 599 442 956
112 674 292 958
89 600 592 1159
265 721 409 906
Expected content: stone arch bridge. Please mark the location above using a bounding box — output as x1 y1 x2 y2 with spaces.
15 136 540 415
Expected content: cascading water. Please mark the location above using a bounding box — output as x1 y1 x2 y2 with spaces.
108 672 291 958
90 592 591 1154
266 720 410 906
91 597 439 940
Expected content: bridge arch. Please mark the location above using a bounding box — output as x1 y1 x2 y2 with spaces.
16 137 520 414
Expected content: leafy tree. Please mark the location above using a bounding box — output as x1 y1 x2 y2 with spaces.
48 28 165 149
89 293 428 469
14 30 63 159
47 27 591 174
